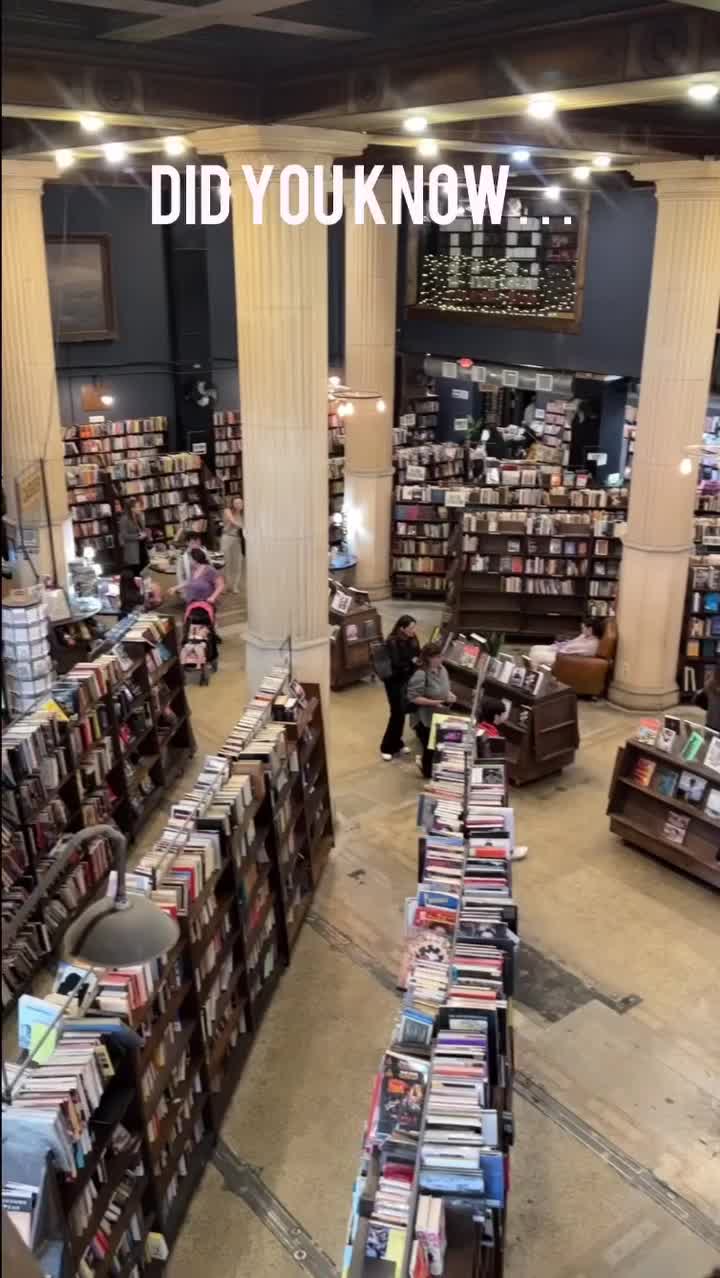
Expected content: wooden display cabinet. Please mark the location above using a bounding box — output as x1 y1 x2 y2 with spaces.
329 588 383 690
607 738 720 889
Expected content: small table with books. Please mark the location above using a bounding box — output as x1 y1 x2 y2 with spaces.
441 634 579 785
606 715 720 889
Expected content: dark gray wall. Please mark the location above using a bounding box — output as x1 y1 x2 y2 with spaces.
206 219 240 409
43 183 176 423
399 186 657 379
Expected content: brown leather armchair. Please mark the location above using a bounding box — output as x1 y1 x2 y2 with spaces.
553 619 618 697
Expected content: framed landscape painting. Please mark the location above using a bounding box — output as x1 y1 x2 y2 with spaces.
46 233 117 341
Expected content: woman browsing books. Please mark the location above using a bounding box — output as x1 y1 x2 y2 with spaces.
380 614 420 761
220 497 244 594
407 642 456 778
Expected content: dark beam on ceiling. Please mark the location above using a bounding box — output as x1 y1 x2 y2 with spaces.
265 6 720 122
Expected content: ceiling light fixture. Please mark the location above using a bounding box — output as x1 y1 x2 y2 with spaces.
103 142 128 164
687 82 719 104
79 113 104 133
527 95 556 120
55 149 75 171
418 138 438 158
593 153 612 168
544 185 561 200
403 115 428 134
511 149 531 163
164 136 187 157
573 165 591 181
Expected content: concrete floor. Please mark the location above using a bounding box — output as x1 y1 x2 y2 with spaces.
139 598 719 1275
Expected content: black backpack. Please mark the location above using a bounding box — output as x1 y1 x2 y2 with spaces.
370 639 393 681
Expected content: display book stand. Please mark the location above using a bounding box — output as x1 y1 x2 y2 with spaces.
439 632 579 785
341 714 517 1278
2 673 334 1278
1 612 195 1019
329 579 383 690
606 715 720 890
677 555 719 701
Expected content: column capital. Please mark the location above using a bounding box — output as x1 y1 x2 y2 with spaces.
2 159 58 193
188 123 366 170
630 158 720 200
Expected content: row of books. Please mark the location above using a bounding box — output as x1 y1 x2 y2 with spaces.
633 715 720 775
342 703 518 1275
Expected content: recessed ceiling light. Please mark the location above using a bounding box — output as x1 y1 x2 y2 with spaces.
687 82 719 104
544 185 560 200
163 136 186 157
511 149 531 163
55 149 75 171
573 165 591 181
418 138 438 158
103 142 128 164
593 153 612 168
403 115 428 134
79 113 104 133
527 95 556 120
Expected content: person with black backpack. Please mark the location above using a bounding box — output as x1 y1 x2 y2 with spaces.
379 614 420 761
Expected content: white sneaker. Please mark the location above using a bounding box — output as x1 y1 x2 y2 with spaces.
400 745 412 755
381 752 393 762
511 845 528 862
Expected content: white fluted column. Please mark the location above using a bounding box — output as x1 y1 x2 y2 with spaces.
2 161 72 584
343 180 397 599
190 126 364 713
610 161 720 710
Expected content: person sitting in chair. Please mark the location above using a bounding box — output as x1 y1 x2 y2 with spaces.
528 618 604 672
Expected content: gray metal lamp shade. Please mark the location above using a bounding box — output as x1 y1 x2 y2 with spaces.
59 825 180 968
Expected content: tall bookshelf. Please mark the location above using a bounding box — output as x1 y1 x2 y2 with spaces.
65 465 121 570
212 410 242 499
1 613 194 1019
108 454 212 548
392 484 451 599
445 504 624 640
329 456 345 552
678 557 720 700
392 392 440 449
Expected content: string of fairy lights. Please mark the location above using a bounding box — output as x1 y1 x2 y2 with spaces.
418 199 580 318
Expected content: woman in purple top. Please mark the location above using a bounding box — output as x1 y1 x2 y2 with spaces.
171 548 225 607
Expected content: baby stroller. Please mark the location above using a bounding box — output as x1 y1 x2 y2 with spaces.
181 601 219 685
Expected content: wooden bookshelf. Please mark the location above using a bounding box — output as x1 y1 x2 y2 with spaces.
439 637 578 785
329 597 383 690
212 410 242 499
607 737 720 889
65 465 122 571
677 557 719 702
5 679 334 1277
1 613 195 1019
392 486 451 599
444 504 624 640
